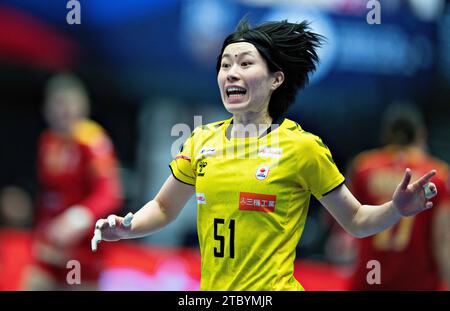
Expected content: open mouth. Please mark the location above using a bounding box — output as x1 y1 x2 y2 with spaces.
226 86 247 100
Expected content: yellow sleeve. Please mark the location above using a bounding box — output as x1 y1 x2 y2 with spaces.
169 129 198 186
297 134 345 200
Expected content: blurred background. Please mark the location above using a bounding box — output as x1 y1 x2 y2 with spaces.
0 0 449 290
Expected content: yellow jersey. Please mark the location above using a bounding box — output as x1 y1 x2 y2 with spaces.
169 117 345 290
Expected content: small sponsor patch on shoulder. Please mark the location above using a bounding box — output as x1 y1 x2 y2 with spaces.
198 146 216 158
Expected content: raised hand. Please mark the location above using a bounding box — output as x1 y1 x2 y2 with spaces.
393 168 437 217
91 212 134 252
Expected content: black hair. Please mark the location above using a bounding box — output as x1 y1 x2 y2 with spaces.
381 103 425 146
216 19 325 120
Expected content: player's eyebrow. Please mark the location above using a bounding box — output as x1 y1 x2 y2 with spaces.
222 51 255 59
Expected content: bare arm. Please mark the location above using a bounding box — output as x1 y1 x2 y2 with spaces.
320 169 437 238
126 175 195 238
94 175 195 242
320 184 401 238
432 204 450 287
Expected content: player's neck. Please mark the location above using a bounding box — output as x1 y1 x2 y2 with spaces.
50 125 75 139
230 112 272 138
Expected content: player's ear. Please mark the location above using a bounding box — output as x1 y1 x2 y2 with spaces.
271 71 284 91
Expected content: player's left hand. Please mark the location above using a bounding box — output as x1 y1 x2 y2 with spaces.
46 205 94 247
393 168 438 217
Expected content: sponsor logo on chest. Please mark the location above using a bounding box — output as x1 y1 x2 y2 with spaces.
255 165 270 180
258 147 282 159
239 192 276 213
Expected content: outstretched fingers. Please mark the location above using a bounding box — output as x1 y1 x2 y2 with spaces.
399 168 412 190
91 227 102 252
91 214 133 252
415 169 436 188
95 218 107 230
107 215 117 228
92 216 115 252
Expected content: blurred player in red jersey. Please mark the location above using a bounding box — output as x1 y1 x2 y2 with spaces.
25 73 123 290
348 103 450 290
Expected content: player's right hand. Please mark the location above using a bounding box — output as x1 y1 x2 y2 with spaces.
91 212 133 252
